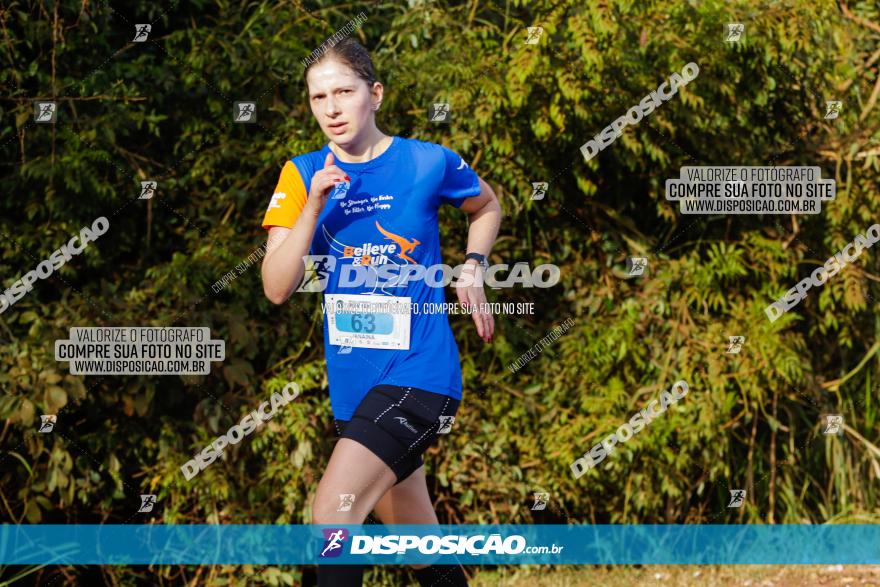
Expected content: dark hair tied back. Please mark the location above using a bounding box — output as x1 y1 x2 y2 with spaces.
303 37 377 88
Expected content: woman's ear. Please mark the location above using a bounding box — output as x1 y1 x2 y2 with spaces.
371 82 383 109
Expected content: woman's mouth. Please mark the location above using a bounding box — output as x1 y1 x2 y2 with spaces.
329 122 348 135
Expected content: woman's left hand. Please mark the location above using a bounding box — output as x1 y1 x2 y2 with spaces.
455 263 494 343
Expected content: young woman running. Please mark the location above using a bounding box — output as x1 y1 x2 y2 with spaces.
260 39 501 586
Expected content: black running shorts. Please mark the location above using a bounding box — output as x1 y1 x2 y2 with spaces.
334 384 460 484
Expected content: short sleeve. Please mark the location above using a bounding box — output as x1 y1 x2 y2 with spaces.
435 146 481 208
261 160 309 229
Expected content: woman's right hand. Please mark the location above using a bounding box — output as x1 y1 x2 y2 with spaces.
305 152 349 217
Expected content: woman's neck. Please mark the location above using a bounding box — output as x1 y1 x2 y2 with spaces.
329 128 392 163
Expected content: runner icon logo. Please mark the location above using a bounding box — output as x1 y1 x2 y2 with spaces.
725 23 744 42
35 102 56 123
525 27 544 44
320 528 349 558
825 101 842 120
139 494 157 513
727 490 746 508
726 336 745 354
330 179 350 199
38 415 57 433
429 103 450 123
530 182 548 201
531 492 549 511
627 257 648 277
133 24 151 42
437 416 455 434
337 494 356 512
297 255 336 293
234 102 257 123
823 415 844 435
140 181 157 200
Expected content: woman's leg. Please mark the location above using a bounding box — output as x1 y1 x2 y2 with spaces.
312 438 399 587
372 465 437 523
372 466 469 585
312 438 399 524
372 465 439 563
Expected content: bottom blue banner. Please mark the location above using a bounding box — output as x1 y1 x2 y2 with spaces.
2 524 879 565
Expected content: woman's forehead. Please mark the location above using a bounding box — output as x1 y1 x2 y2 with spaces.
308 60 359 86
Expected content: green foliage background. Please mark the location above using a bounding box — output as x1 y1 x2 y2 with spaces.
1 0 879 584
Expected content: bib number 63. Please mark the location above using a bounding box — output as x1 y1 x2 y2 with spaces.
351 313 376 333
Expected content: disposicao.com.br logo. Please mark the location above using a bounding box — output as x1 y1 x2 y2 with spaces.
319 530 563 558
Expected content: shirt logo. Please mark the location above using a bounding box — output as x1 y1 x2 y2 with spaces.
457 157 469 170
330 180 351 199
268 192 286 211
375 222 420 264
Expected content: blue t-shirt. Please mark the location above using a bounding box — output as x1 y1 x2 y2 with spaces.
261 136 481 419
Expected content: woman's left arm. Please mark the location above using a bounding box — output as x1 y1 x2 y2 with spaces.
455 176 502 343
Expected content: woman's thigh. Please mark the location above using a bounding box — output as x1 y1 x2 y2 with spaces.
311 438 399 525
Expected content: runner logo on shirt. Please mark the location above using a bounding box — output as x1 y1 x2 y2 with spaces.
322 223 420 267
330 179 350 199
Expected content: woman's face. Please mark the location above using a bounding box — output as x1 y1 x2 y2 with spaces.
306 58 380 146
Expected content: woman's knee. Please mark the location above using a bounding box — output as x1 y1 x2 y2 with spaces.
312 504 366 525
311 489 342 524
311 503 337 525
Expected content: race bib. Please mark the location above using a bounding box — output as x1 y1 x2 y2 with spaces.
325 293 411 350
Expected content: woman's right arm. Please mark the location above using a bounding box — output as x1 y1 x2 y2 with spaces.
261 152 346 304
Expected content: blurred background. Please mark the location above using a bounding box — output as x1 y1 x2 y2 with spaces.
1 0 879 584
